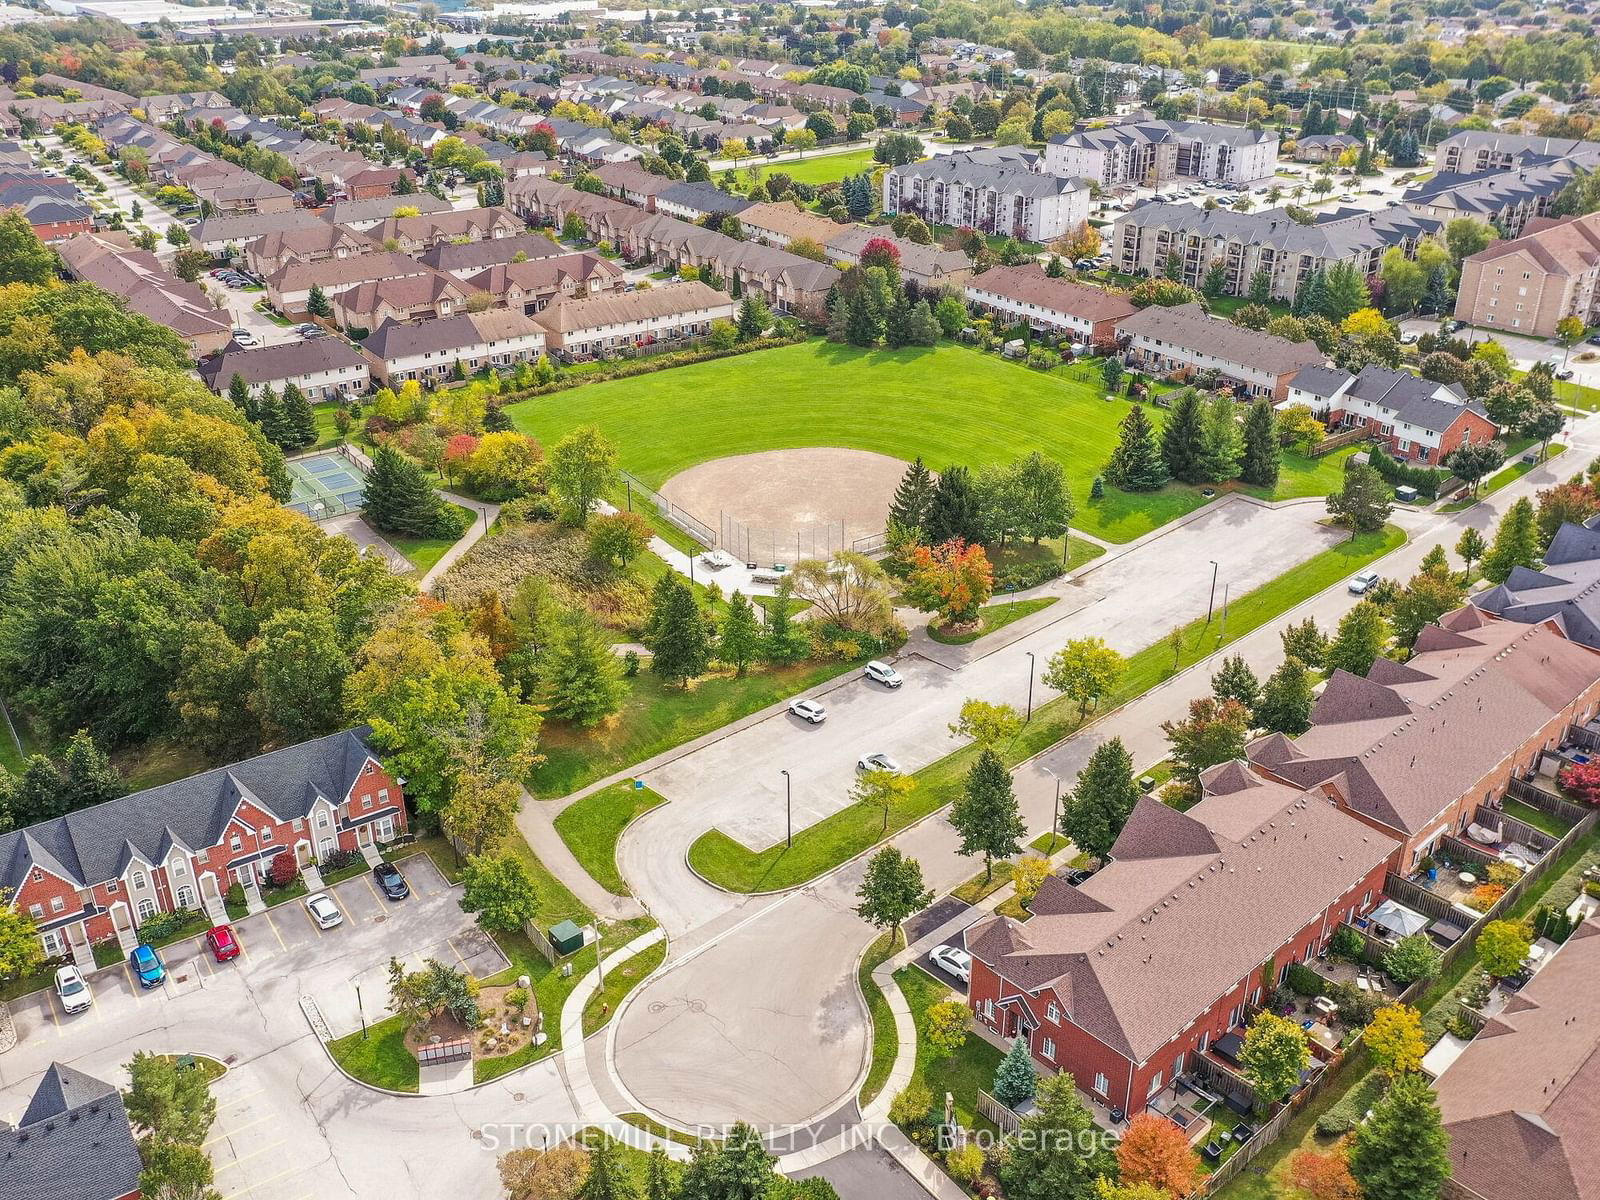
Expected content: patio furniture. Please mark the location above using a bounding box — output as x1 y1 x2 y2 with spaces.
1428 919 1466 946
1356 974 1372 992
1202 1140 1225 1162
1213 1032 1245 1065
1224 1092 1254 1119
1458 871 1476 885
1233 1123 1256 1143
1313 995 1339 1017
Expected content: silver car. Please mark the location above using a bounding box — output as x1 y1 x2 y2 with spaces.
788 698 827 724
1348 570 1380 595
863 660 902 688
857 752 903 773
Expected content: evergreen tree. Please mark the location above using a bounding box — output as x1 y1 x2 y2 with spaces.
645 1147 674 1200
578 1136 638 1200
718 591 762 676
1348 1073 1450 1200
1256 656 1315 734
1421 264 1450 314
255 385 287 446
539 609 628 727
905 298 940 346
888 457 935 534
736 294 770 341
1240 397 1281 487
1202 259 1228 299
227 372 257 422
59 730 122 812
1293 268 1327 318
884 291 914 348
1198 393 1243 482
925 465 984 545
1210 655 1260 710
364 444 443 536
993 1035 1038 1108
1322 261 1371 322
1160 389 1207 483
1062 736 1140 861
1480 496 1540 583
1105 405 1169 491
647 575 710 686
1248 267 1272 306
279 382 317 450
1326 600 1390 677
306 284 331 319
1046 254 1065 278
950 748 1025 882
763 578 805 664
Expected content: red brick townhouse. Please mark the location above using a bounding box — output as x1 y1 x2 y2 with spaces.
967 783 1397 1118
1281 363 1499 465
0 728 405 965
1250 606 1600 870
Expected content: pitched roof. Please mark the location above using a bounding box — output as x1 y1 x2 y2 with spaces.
1118 303 1326 374
966 264 1137 322
198 337 368 391
531 280 734 334
363 309 544 360
268 251 430 294
1464 211 1600 278
322 193 454 225
1 1064 142 1200
418 231 565 274
1471 517 1600 649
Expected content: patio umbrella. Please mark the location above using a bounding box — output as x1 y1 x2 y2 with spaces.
1368 899 1429 938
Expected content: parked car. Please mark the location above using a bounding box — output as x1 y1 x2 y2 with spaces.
55 965 92 1014
231 328 259 347
304 893 343 930
787 698 827 724
1556 368 1575 381
930 945 971 984
856 752 903 773
373 861 410 901
863 659 902 688
1348 570 1381 595
205 924 240 962
129 943 166 988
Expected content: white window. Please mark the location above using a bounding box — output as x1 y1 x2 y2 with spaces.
378 788 389 805
230 835 243 853
1093 1072 1109 1095
260 826 273 843
31 868 41 884
1174 1052 1185 1078
292 818 304 833
50 895 65 914
137 898 157 921
133 870 147 890
982 999 995 1021
29 903 43 920
362 793 373 810
1147 1072 1164 1097
40 929 62 957
106 880 118 894
176 886 194 908
1045 1002 1060 1023
318 809 331 827
1042 1037 1056 1061
1199 1030 1211 1052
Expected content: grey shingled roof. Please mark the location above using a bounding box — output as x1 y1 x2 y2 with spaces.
1118 302 1326 374
1471 517 1600 649
1049 117 1274 151
1118 201 1441 260
1 1064 142 1200
198 337 367 391
1343 364 1487 433
1289 363 1350 398
0 728 378 892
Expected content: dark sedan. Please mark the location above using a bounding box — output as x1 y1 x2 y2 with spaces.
373 861 410 900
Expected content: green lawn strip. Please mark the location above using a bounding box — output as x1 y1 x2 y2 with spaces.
1500 797 1573 838
895 965 1004 1129
1216 828 1600 1200
319 859 371 887
581 936 667 1036
991 535 1105 576
1028 831 1091 860
385 502 475 575
753 593 812 619
1239 444 1361 503
688 525 1406 892
928 597 1057 646
261 879 308 908
950 861 1017 904
553 782 668 896
1480 443 1564 499
618 1112 710 1148
94 941 123 969
505 341 1214 543
1554 377 1600 412
311 403 344 451
329 1013 419 1092
858 931 899 1108
1208 295 1291 321
388 833 467 884
531 658 857 796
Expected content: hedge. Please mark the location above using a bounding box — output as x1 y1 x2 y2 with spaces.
499 332 808 404
1366 444 1449 499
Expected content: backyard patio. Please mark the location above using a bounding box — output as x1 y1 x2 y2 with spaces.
1147 1075 1257 1168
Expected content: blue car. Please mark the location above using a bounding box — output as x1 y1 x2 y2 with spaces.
130 944 165 989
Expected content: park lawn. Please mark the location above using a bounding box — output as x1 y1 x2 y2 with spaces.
505 341 1216 544
688 524 1406 892
329 1013 418 1092
928 597 1058 645
989 536 1105 577
582 936 668 1035
743 146 879 188
311 402 344 451
531 658 858 797
1241 444 1361 502
897 964 1004 1129
1483 443 1565 498
552 782 668 896
1208 295 1292 321
385 502 475 575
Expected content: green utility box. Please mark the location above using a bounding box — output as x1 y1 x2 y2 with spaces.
549 919 586 956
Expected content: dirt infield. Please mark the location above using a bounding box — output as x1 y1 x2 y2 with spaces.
659 448 907 564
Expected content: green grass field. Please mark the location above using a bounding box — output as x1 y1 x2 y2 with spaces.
552 781 667 896
739 146 879 189
509 342 1236 544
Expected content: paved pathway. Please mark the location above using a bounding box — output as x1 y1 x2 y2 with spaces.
419 488 499 591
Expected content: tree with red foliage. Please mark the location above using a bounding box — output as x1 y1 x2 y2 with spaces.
441 433 480 486
268 851 299 888
1559 759 1600 806
859 237 901 273
1115 1112 1200 1196
904 538 994 625
1535 481 1599 550
1285 1144 1361 1200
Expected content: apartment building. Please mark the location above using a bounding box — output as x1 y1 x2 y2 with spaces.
1044 120 1280 188
361 310 546 385
963 265 1136 344
1435 130 1600 175
1454 212 1600 337
1116 303 1326 400
1282 364 1497 464
532 280 736 360
883 148 1090 243
198 337 371 402
1403 161 1589 239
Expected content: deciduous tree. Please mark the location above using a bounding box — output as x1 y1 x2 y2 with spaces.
1161 697 1253 788
1327 600 1390 677
850 766 917 835
855 846 931 946
948 698 1023 749
1476 919 1532 978
1348 1073 1450 1200
547 425 617 526
789 550 896 635
586 511 650 568
460 853 540 934
905 538 993 625
124 1050 217 1145
1116 1112 1200 1196
1256 656 1315 735
1365 1003 1426 1078
1043 637 1125 719
1480 497 1539 583
1240 1011 1310 1109
1326 462 1393 534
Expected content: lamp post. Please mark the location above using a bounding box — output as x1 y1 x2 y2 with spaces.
1205 559 1219 626
1024 651 1036 721
1042 766 1062 854
354 979 367 1040
780 769 792 849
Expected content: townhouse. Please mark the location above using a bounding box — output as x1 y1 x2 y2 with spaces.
1435 130 1600 175
825 226 973 292
1281 363 1497 464
738 201 844 250
1116 302 1326 400
192 208 330 257
56 231 232 356
331 270 479 332
964 265 1137 345
0 168 93 241
244 222 374 277
533 280 736 361
198 337 372 403
591 161 683 212
419 231 567 279
1111 203 1443 304
1044 120 1280 189
323 193 454 232
1473 516 1600 649
0 728 405 968
2 1064 143 1200
655 181 756 224
360 206 525 256
361 309 546 386
266 250 432 316
883 148 1091 243
461 252 626 314
1454 212 1600 337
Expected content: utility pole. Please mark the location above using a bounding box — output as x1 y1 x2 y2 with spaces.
1042 767 1062 854
1205 559 1219 625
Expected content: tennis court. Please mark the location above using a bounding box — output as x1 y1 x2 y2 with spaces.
287 451 368 517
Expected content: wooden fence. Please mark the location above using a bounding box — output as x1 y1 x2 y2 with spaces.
1563 722 1600 753
976 1089 1020 1135
1381 872 1465 924
1508 776 1591 828
1187 1053 1260 1113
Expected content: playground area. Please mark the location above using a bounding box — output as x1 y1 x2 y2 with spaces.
287 450 368 518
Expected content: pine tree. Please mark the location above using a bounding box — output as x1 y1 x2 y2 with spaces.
718 591 761 676
1322 261 1371 322
1198 394 1243 482
1062 736 1140 861
1348 1073 1450 1200
925 465 983 545
735 294 770 341
363 444 443 536
227 372 257 422
905 298 940 346
647 575 710 686
763 578 805 664
539 609 628 727
255 385 287 446
884 291 914 348
950 748 1024 882
578 1136 639 1200
1421 264 1450 314
644 1147 674 1200
992 1036 1038 1109
59 730 122 812
279 382 317 450
306 283 331 319
888 457 935 535
1210 655 1260 709
1240 397 1281 487
1248 267 1272 305
1046 254 1065 277
1256 656 1315 734
1480 496 1540 583
1202 259 1228 299
1106 405 1169 492
1161 389 1207 483
1293 268 1327 318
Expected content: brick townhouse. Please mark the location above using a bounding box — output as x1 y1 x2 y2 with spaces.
1281 364 1499 465
0 728 405 968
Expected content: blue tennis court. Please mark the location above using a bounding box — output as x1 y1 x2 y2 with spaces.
287 452 368 516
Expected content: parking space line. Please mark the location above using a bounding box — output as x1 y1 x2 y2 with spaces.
363 875 383 908
300 901 325 936
221 1163 307 1200
261 910 287 951
215 1088 265 1112
46 996 62 1035
445 936 470 969
204 1114 273 1148
213 1138 285 1174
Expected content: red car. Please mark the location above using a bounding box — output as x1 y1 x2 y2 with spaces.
205 924 240 962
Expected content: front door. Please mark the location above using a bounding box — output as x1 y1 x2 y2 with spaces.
356 823 373 848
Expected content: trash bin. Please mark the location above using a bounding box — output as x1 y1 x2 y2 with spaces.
548 919 585 956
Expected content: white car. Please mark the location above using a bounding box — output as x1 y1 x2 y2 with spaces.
857 752 903 773
930 945 971 985
304 893 344 930
1348 570 1381 595
863 660 902 688
231 329 260 348
788 698 826 724
55 965 92 1014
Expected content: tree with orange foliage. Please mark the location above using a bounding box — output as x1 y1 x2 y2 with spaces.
441 433 480 486
904 538 994 626
1285 1144 1361 1200
1115 1112 1200 1196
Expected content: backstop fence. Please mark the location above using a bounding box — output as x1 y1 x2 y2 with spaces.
620 470 716 549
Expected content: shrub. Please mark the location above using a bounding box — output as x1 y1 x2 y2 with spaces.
320 848 360 873
945 1143 986 1187
995 559 1064 591
1467 882 1507 912
505 986 529 1015
1328 925 1366 961
889 1081 935 1135
1285 962 1323 996
623 649 640 676
268 851 299 888
136 907 200 942
1383 932 1443 987
1315 1073 1386 1135
1445 1011 1478 1039
1367 444 1448 499
225 882 245 910
1485 861 1523 888
1585 880 1600 899
1325 980 1377 1027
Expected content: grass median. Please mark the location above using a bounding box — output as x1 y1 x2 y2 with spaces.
553 781 667 896
687 524 1406 892
928 596 1058 645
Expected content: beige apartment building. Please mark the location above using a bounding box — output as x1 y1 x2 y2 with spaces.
1454 212 1600 337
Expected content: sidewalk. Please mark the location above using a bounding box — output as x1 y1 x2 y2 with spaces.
419 488 499 591
515 788 647 923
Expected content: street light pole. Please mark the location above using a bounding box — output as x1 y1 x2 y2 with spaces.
1024 651 1036 722
1205 559 1219 625
781 769 792 849
355 980 367 1040
1042 766 1061 854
